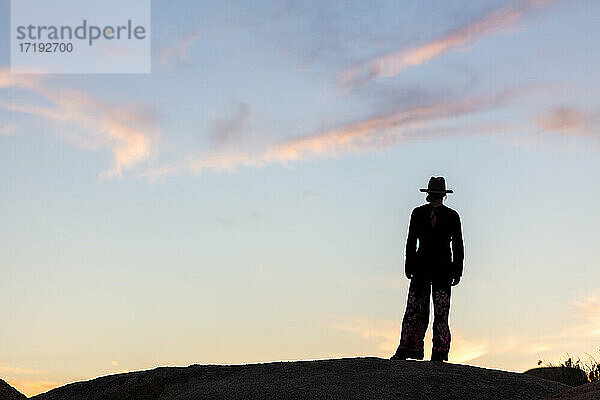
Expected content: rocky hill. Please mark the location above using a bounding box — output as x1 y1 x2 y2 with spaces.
549 381 600 400
0 378 27 400
25 357 571 400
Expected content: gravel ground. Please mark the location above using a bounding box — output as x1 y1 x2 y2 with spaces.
28 357 570 400
548 381 600 400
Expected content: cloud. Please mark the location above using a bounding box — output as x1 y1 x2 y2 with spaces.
0 365 41 374
536 106 600 136
494 334 555 356
0 74 526 183
342 0 553 87
158 30 202 67
328 317 399 353
143 86 524 181
7 378 59 397
553 293 600 339
0 69 42 89
0 123 18 135
326 289 600 371
482 291 600 370
328 316 487 363
210 102 251 148
449 336 489 364
325 291 600 371
0 68 158 179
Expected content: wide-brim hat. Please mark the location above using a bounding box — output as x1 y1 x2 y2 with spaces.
420 176 453 194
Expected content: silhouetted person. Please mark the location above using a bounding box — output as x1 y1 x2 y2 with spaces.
391 177 464 362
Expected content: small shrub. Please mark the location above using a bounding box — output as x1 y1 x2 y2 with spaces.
539 351 600 384
586 355 600 383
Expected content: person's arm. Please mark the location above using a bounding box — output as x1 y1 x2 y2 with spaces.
451 212 464 283
405 209 418 279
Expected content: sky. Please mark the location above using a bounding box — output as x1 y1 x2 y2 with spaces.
1 0 600 396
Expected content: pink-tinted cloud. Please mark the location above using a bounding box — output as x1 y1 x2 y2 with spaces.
0 68 158 178
342 0 553 87
140 87 523 181
0 69 41 89
537 106 600 136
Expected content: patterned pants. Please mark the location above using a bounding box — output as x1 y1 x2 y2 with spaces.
397 277 451 359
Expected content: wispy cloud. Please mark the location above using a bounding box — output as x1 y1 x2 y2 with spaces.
0 69 42 89
329 317 399 353
145 86 525 181
327 291 600 369
450 335 489 364
494 334 555 356
0 365 41 374
7 378 59 397
210 101 251 148
482 291 600 370
1 364 55 398
537 106 600 136
342 0 553 87
0 68 158 179
0 123 18 135
328 316 487 363
327 290 600 370
158 30 202 67
553 293 600 339
573 295 600 336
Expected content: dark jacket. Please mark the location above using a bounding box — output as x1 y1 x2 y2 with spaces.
405 204 464 281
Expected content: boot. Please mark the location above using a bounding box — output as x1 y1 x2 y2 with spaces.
431 350 448 362
391 349 424 361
